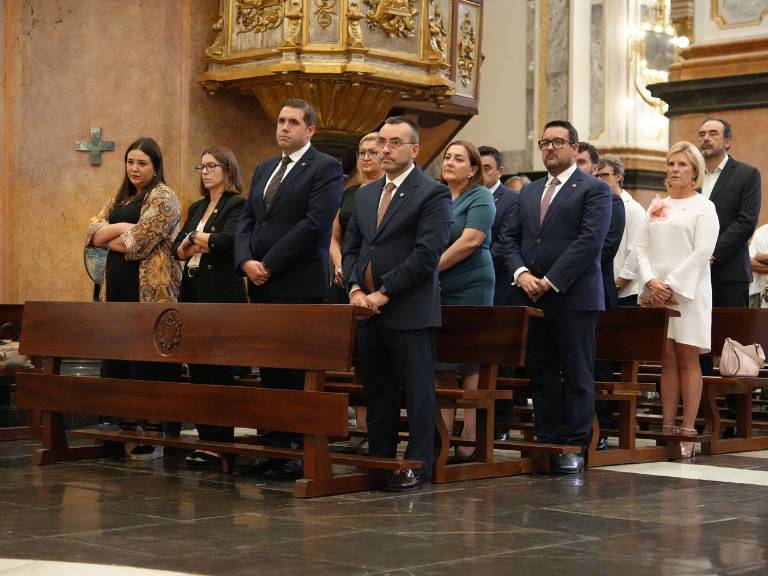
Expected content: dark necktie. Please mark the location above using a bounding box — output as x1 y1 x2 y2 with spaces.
539 177 560 224
365 182 397 292
264 156 293 209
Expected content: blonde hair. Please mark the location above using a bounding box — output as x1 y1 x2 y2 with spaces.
359 132 379 147
667 141 705 190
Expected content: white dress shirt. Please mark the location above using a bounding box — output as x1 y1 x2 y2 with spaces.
614 189 646 298
702 154 729 200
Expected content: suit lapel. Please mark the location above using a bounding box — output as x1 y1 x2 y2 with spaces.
253 157 280 217
532 179 546 228
541 170 582 229
266 147 314 214
203 193 230 232
374 168 419 238
708 157 735 204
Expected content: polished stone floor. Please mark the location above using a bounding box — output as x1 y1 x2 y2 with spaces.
1 438 768 576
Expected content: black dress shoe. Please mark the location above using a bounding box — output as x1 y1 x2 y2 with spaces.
596 436 609 451
552 453 584 474
245 456 284 474
495 431 510 441
384 469 429 491
447 450 476 464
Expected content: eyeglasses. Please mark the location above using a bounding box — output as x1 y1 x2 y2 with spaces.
357 150 379 159
537 138 572 150
596 172 615 178
195 162 224 173
376 138 415 149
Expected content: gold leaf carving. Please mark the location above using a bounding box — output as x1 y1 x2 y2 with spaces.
235 0 285 34
364 0 418 39
314 0 337 29
282 0 303 47
348 0 366 48
458 12 476 87
428 0 448 62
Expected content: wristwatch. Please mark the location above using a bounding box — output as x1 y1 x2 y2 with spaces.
379 285 388 296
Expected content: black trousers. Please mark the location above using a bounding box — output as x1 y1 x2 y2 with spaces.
357 317 436 477
188 364 236 443
526 310 597 447
248 291 323 448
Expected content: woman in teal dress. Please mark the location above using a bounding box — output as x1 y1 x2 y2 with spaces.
436 140 496 463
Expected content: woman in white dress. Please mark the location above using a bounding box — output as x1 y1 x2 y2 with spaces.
637 141 719 458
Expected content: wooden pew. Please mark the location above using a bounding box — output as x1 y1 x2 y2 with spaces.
326 305 544 483
497 307 681 467
700 308 768 455
15 301 420 498
0 304 41 440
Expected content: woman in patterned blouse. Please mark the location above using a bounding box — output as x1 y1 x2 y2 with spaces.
85 137 182 460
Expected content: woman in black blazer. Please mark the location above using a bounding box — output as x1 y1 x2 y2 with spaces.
173 145 247 464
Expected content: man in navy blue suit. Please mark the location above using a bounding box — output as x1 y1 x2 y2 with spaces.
501 120 611 473
343 116 452 490
234 98 343 462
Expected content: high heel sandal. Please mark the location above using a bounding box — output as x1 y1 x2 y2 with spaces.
662 422 678 435
678 426 697 459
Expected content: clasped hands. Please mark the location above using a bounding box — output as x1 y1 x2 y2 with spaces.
176 235 205 261
349 289 387 319
645 278 675 306
517 271 551 303
242 259 271 286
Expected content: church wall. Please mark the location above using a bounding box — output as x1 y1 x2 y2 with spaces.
0 0 276 303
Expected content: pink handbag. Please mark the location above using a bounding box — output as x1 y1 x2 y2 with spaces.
719 338 765 377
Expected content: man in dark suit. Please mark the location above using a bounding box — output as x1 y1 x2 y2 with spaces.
697 117 761 308
234 98 343 458
501 120 611 473
579 144 626 450
479 146 517 305
479 145 520 440
343 116 452 490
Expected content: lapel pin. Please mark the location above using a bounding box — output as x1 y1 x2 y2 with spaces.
301 162 307 166
572 183 577 188
399 192 405 197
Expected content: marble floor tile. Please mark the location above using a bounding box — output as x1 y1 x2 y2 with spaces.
603 462 768 486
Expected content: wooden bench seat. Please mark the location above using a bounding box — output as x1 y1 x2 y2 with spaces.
15 301 420 498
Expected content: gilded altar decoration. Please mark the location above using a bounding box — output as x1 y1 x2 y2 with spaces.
428 0 448 62
314 0 337 29
282 0 303 47
204 15 226 58
348 0 365 48
153 309 183 357
235 0 285 34
364 0 418 38
457 12 476 87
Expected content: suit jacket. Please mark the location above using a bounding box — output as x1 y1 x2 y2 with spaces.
234 145 343 299
500 168 612 312
489 183 517 304
601 194 626 309
342 166 452 330
707 156 762 284
172 192 247 303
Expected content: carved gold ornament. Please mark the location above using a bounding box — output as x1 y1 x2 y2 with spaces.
365 0 418 38
428 0 448 62
282 0 303 47
348 0 366 48
314 0 337 29
235 0 285 34
457 12 476 87
204 15 226 58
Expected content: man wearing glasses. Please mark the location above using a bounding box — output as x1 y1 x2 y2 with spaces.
234 98 343 469
500 120 611 473
343 116 452 490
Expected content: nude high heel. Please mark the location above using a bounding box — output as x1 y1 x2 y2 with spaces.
678 426 697 459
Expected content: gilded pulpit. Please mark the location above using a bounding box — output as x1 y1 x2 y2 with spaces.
198 0 484 170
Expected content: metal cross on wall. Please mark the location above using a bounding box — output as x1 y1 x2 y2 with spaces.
75 127 115 166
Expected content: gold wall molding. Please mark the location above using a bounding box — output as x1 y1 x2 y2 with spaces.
712 0 768 29
428 0 448 63
348 0 366 47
